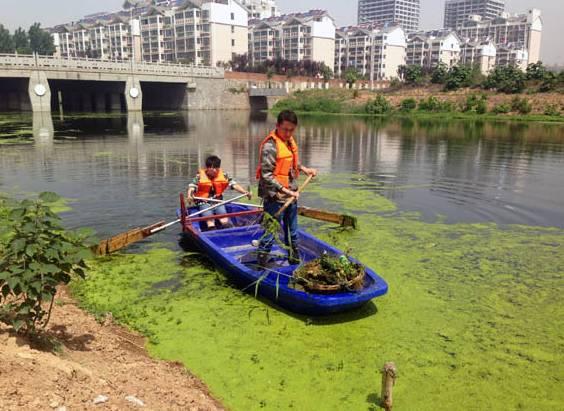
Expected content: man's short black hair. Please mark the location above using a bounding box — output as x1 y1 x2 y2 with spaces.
277 110 298 126
205 155 221 168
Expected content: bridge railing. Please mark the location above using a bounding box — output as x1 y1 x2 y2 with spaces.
0 53 224 78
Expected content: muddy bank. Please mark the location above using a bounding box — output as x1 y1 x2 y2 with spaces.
0 287 223 411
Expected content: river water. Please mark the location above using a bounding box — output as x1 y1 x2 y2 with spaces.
1 111 563 410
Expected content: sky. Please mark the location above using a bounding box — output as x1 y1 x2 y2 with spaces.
1 0 562 65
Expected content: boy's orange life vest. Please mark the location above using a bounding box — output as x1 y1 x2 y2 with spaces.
255 130 299 188
195 168 229 198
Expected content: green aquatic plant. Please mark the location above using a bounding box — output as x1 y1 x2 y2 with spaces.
71 183 564 411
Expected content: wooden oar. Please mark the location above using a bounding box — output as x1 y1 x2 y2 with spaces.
193 190 358 229
274 174 313 217
93 193 249 256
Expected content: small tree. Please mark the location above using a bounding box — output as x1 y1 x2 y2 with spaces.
400 98 417 112
345 68 358 87
13 27 31 54
399 65 424 86
431 63 448 84
444 65 473 91
483 65 526 94
320 63 333 82
526 61 547 81
29 23 55 55
0 193 93 334
0 24 14 53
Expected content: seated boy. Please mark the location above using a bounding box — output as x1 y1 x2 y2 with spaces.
187 155 252 230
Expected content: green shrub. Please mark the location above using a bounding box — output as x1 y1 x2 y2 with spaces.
365 95 392 114
476 98 488 114
543 104 561 116
492 103 511 114
400 98 417 112
273 96 342 113
444 65 474 91
464 94 488 114
483 65 526 94
0 193 93 334
511 97 533 114
418 96 454 112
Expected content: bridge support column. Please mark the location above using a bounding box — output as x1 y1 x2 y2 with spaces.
125 77 142 112
28 71 51 113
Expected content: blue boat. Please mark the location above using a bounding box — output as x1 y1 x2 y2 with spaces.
177 197 388 315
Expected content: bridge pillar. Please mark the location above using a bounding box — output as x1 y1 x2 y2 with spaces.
28 71 51 113
125 77 142 112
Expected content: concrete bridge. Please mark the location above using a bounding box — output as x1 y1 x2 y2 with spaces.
0 53 225 113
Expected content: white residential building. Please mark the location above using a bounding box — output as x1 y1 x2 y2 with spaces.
248 10 336 69
456 9 542 64
240 0 279 19
460 40 496 74
495 45 528 70
335 24 406 80
406 30 461 68
50 0 249 66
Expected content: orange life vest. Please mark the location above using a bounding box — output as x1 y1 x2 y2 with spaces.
195 168 229 198
255 130 299 189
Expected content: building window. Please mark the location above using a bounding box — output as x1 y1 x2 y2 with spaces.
231 12 235 20
231 25 235 34
232 39 235 46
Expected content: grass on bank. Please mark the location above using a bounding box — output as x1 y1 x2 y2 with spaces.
273 89 564 123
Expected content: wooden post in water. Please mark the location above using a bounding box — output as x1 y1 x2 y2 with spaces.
380 362 397 411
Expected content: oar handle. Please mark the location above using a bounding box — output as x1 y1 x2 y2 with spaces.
150 193 249 234
274 174 314 218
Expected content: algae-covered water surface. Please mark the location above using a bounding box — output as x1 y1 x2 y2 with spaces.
72 183 563 410
1 112 563 410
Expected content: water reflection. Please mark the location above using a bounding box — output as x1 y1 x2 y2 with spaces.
1 112 564 231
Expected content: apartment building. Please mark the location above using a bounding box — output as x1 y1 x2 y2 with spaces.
460 40 496 73
240 0 279 19
248 10 336 69
335 24 406 80
444 0 504 29
495 45 528 70
357 0 420 33
406 30 461 68
456 9 542 64
51 0 248 66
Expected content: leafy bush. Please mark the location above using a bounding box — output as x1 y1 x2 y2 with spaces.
463 94 488 114
0 193 93 334
418 96 454 112
492 103 511 114
273 96 342 113
526 62 547 81
538 72 557 92
543 104 561 117
511 97 533 114
431 63 448 84
483 65 526 94
399 65 424 86
365 95 392 114
400 98 417 112
476 98 488 114
444 65 474 91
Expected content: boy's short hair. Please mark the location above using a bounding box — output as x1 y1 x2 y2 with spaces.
205 155 221 168
277 110 298 126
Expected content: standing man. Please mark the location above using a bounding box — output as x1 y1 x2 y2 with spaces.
256 110 317 266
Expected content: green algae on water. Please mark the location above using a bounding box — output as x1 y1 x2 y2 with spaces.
72 185 564 411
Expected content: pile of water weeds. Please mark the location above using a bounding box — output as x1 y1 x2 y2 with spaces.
293 252 365 293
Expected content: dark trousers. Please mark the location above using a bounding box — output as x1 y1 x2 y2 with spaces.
257 199 298 255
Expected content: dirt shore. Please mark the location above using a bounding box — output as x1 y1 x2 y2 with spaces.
0 287 224 411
